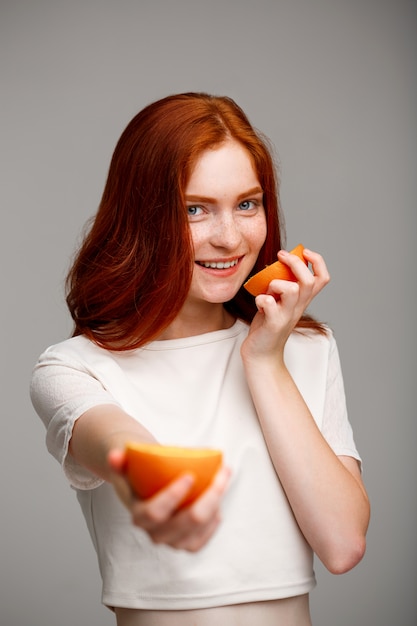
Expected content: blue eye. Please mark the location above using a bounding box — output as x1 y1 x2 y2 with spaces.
239 200 255 210
187 205 202 216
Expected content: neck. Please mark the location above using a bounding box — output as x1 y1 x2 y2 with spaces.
156 304 235 340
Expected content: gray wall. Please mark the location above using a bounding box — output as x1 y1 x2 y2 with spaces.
1 1 416 624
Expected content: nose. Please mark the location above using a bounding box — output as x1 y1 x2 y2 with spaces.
210 211 242 250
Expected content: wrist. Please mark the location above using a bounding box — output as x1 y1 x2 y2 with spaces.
241 350 287 379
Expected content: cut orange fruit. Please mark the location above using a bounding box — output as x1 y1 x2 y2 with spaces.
244 244 307 296
125 442 223 508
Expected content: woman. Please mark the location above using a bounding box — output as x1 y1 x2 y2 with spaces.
30 93 370 625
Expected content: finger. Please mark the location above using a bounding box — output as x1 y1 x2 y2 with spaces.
149 467 230 550
132 474 195 528
302 248 331 290
277 249 315 288
254 293 274 313
171 513 222 552
189 465 231 523
256 282 300 315
107 448 127 474
148 508 221 551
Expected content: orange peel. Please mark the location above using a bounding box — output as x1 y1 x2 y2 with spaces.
125 442 223 508
244 244 307 296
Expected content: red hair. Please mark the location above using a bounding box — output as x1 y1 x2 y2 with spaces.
66 93 325 350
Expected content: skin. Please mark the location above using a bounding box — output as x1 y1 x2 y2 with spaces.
69 140 370 625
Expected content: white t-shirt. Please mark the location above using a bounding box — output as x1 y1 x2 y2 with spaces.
30 319 361 610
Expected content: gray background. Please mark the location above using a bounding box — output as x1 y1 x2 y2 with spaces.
1 1 416 624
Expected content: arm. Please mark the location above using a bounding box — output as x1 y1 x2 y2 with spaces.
69 405 230 551
241 248 370 574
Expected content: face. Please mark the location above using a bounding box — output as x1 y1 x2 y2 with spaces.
184 140 267 309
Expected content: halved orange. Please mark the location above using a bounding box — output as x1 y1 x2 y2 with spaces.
244 244 307 296
125 442 223 508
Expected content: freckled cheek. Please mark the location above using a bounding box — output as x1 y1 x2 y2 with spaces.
189 225 209 253
259 224 268 248
248 218 267 253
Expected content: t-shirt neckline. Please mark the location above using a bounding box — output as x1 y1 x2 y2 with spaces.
143 318 248 351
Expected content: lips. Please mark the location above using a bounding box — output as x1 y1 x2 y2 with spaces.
196 258 239 269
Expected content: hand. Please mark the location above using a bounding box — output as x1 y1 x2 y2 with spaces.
241 248 330 363
108 449 231 552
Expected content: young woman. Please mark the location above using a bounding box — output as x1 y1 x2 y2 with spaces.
30 93 370 626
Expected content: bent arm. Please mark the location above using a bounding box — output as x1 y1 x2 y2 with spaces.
241 248 370 574
243 357 369 574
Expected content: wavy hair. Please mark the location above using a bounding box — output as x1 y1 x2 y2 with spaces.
66 93 325 350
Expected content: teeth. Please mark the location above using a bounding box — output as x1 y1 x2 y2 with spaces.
200 259 238 269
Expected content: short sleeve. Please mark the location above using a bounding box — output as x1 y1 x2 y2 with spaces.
30 346 121 490
321 335 362 467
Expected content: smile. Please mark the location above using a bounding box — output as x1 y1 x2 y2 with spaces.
196 259 239 269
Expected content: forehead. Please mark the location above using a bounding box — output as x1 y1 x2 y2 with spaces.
186 140 259 192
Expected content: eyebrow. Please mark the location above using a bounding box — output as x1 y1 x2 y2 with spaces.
185 186 264 204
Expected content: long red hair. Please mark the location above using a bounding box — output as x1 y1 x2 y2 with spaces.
66 93 325 350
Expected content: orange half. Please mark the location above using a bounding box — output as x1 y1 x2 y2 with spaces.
244 244 307 296
125 442 223 508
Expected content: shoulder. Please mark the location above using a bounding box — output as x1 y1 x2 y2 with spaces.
35 335 111 369
31 335 122 396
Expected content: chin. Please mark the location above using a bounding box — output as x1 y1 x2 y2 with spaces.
206 291 239 304
189 280 243 305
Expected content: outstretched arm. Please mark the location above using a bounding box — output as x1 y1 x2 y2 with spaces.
69 405 230 551
241 248 370 574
